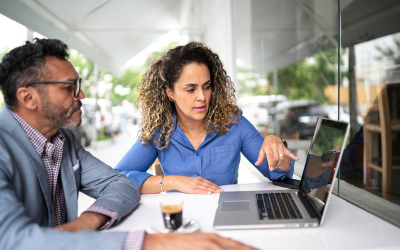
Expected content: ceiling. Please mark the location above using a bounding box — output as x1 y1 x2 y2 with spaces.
1 0 400 76
236 0 400 74
0 0 183 75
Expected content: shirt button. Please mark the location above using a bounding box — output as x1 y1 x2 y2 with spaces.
196 152 199 156
197 172 200 176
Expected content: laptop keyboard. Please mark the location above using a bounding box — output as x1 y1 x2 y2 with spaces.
256 193 303 220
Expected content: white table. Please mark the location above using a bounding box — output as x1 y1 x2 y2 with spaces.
109 182 400 250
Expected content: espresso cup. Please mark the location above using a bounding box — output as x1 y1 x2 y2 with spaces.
160 200 183 230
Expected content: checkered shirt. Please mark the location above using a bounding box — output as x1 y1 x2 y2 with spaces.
11 110 145 249
11 111 67 227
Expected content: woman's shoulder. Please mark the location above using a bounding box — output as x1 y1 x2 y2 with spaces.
230 110 252 127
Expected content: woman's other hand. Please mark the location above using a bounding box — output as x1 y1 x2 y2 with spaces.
255 135 299 171
172 176 223 194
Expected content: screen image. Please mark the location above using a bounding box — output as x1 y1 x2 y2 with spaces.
301 119 348 204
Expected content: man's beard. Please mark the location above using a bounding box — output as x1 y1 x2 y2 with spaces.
41 94 82 129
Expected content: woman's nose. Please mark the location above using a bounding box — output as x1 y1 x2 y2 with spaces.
197 89 205 101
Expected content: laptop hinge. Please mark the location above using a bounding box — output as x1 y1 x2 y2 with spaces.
297 190 321 220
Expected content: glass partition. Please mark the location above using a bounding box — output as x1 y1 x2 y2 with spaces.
233 0 400 227
340 0 400 227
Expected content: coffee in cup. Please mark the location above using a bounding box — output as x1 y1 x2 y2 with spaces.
161 200 183 230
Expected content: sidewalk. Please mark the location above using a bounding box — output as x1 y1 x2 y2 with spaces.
85 123 139 168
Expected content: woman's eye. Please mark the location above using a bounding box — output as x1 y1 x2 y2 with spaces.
187 89 195 93
204 85 211 89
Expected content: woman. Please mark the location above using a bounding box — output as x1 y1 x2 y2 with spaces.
115 42 298 194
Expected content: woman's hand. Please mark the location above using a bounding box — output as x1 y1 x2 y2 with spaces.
171 176 223 195
255 135 299 171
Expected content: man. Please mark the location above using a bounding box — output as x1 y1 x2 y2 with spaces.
0 39 255 250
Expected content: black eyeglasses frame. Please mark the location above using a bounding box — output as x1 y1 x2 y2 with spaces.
26 78 82 98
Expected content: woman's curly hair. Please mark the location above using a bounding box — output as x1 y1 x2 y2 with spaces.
137 42 241 149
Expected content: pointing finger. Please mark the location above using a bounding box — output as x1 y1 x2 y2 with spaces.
284 149 299 161
255 149 266 166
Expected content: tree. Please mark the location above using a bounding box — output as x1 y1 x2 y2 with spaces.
265 48 346 104
68 49 115 101
110 66 144 106
109 41 180 106
375 34 400 65
236 65 266 97
145 41 179 66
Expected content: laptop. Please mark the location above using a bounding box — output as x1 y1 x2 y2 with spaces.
272 178 301 189
213 118 350 229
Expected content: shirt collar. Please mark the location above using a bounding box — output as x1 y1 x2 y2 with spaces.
170 112 218 149
9 109 65 155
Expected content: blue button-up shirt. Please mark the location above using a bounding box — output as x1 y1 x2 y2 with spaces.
115 113 294 187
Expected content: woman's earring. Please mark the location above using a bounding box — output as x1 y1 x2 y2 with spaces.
168 96 174 102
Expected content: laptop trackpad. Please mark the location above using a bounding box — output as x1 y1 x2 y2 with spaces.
222 201 250 211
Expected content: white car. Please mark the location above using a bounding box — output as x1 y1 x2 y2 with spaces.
81 98 120 136
238 95 287 130
324 105 363 125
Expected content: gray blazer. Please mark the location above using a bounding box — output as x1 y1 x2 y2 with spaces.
0 107 141 250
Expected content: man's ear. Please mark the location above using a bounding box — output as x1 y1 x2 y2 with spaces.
16 87 38 110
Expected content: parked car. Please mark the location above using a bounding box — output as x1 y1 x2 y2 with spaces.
81 98 120 136
131 108 141 125
324 105 363 125
71 108 95 146
238 95 287 130
268 100 329 139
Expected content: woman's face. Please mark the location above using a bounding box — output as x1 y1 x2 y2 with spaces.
166 63 212 124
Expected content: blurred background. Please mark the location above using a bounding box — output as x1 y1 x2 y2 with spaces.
1 0 400 226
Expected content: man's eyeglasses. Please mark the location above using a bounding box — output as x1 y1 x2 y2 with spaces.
26 78 82 98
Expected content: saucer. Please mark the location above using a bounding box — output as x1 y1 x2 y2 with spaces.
146 218 200 234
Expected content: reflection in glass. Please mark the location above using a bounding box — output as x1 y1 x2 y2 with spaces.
301 119 348 205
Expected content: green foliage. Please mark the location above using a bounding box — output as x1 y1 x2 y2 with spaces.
67 41 180 107
96 133 111 141
68 49 115 100
68 49 139 105
110 66 145 106
68 50 95 96
0 48 8 59
110 41 179 106
375 34 400 65
236 65 263 97
145 41 179 66
238 48 346 104
268 58 328 103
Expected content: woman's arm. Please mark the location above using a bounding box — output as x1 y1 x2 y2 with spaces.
239 115 298 179
255 135 298 171
140 175 223 194
116 139 223 195
114 139 158 187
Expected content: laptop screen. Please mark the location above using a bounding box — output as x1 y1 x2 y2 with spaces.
300 118 349 207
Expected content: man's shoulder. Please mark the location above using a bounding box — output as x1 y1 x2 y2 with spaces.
0 106 15 131
59 128 74 139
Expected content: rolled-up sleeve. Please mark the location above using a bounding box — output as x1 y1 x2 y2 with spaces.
239 115 294 180
115 139 158 188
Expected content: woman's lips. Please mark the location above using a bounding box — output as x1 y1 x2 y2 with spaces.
193 106 206 112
